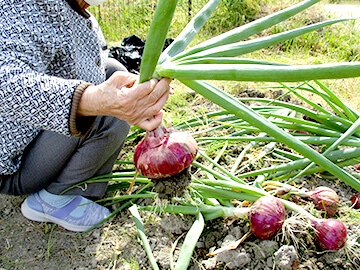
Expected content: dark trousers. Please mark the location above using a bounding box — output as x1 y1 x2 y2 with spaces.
0 58 129 197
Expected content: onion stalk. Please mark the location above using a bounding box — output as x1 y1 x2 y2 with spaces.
135 0 198 199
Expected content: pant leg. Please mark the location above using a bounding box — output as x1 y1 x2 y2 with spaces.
0 116 130 197
47 116 130 196
105 57 127 78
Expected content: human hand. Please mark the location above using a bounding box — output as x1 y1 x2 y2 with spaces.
78 71 172 131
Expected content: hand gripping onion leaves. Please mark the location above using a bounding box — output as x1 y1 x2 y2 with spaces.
134 124 198 179
249 196 286 240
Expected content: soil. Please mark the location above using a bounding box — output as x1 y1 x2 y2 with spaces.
0 174 359 270
151 168 193 200
1 86 360 270
1 4 360 270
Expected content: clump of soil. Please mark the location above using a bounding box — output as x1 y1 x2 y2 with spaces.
151 167 192 200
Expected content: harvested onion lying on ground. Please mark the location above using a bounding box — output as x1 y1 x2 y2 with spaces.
312 218 347 250
263 183 340 217
232 196 287 240
303 186 340 217
208 196 286 256
248 196 286 240
280 198 348 251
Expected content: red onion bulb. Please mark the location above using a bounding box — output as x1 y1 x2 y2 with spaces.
306 186 339 217
312 218 347 250
249 196 286 240
351 192 360 209
134 125 198 179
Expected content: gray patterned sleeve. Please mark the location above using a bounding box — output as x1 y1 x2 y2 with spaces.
0 0 108 174
0 52 84 136
0 1 107 137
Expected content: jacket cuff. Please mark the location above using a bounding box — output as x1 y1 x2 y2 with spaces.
69 82 96 137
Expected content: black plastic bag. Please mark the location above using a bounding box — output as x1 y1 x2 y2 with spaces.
108 35 173 74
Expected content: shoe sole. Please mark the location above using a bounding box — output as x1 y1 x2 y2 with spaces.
21 198 93 232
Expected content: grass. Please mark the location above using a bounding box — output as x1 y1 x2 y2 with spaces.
90 1 360 60
265 14 360 63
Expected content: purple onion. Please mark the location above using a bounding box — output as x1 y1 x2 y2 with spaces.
134 125 198 179
312 218 347 250
306 186 339 217
249 196 286 240
351 193 360 209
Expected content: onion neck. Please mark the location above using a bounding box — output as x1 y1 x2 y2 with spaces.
151 124 167 138
145 124 168 147
279 198 316 222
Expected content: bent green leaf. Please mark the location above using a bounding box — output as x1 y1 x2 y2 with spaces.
159 0 221 64
171 0 322 60
180 79 360 192
157 62 360 82
173 213 205 270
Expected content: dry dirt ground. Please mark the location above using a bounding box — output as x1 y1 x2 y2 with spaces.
0 175 359 270
1 88 360 270
1 103 360 270
1 4 360 270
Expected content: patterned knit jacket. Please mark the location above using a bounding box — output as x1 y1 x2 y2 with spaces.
0 0 108 175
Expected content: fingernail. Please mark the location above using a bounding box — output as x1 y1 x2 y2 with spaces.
150 78 158 83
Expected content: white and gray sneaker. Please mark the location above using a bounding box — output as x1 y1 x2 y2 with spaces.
21 193 111 232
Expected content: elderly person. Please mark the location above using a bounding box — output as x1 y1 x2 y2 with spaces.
0 0 171 231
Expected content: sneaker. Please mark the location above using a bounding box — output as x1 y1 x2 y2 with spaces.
21 193 111 232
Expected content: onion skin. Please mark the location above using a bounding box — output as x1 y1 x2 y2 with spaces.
249 196 286 240
351 193 360 209
312 218 347 250
306 186 339 217
134 125 198 179
294 130 312 135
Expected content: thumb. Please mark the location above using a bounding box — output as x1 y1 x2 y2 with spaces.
138 111 164 131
